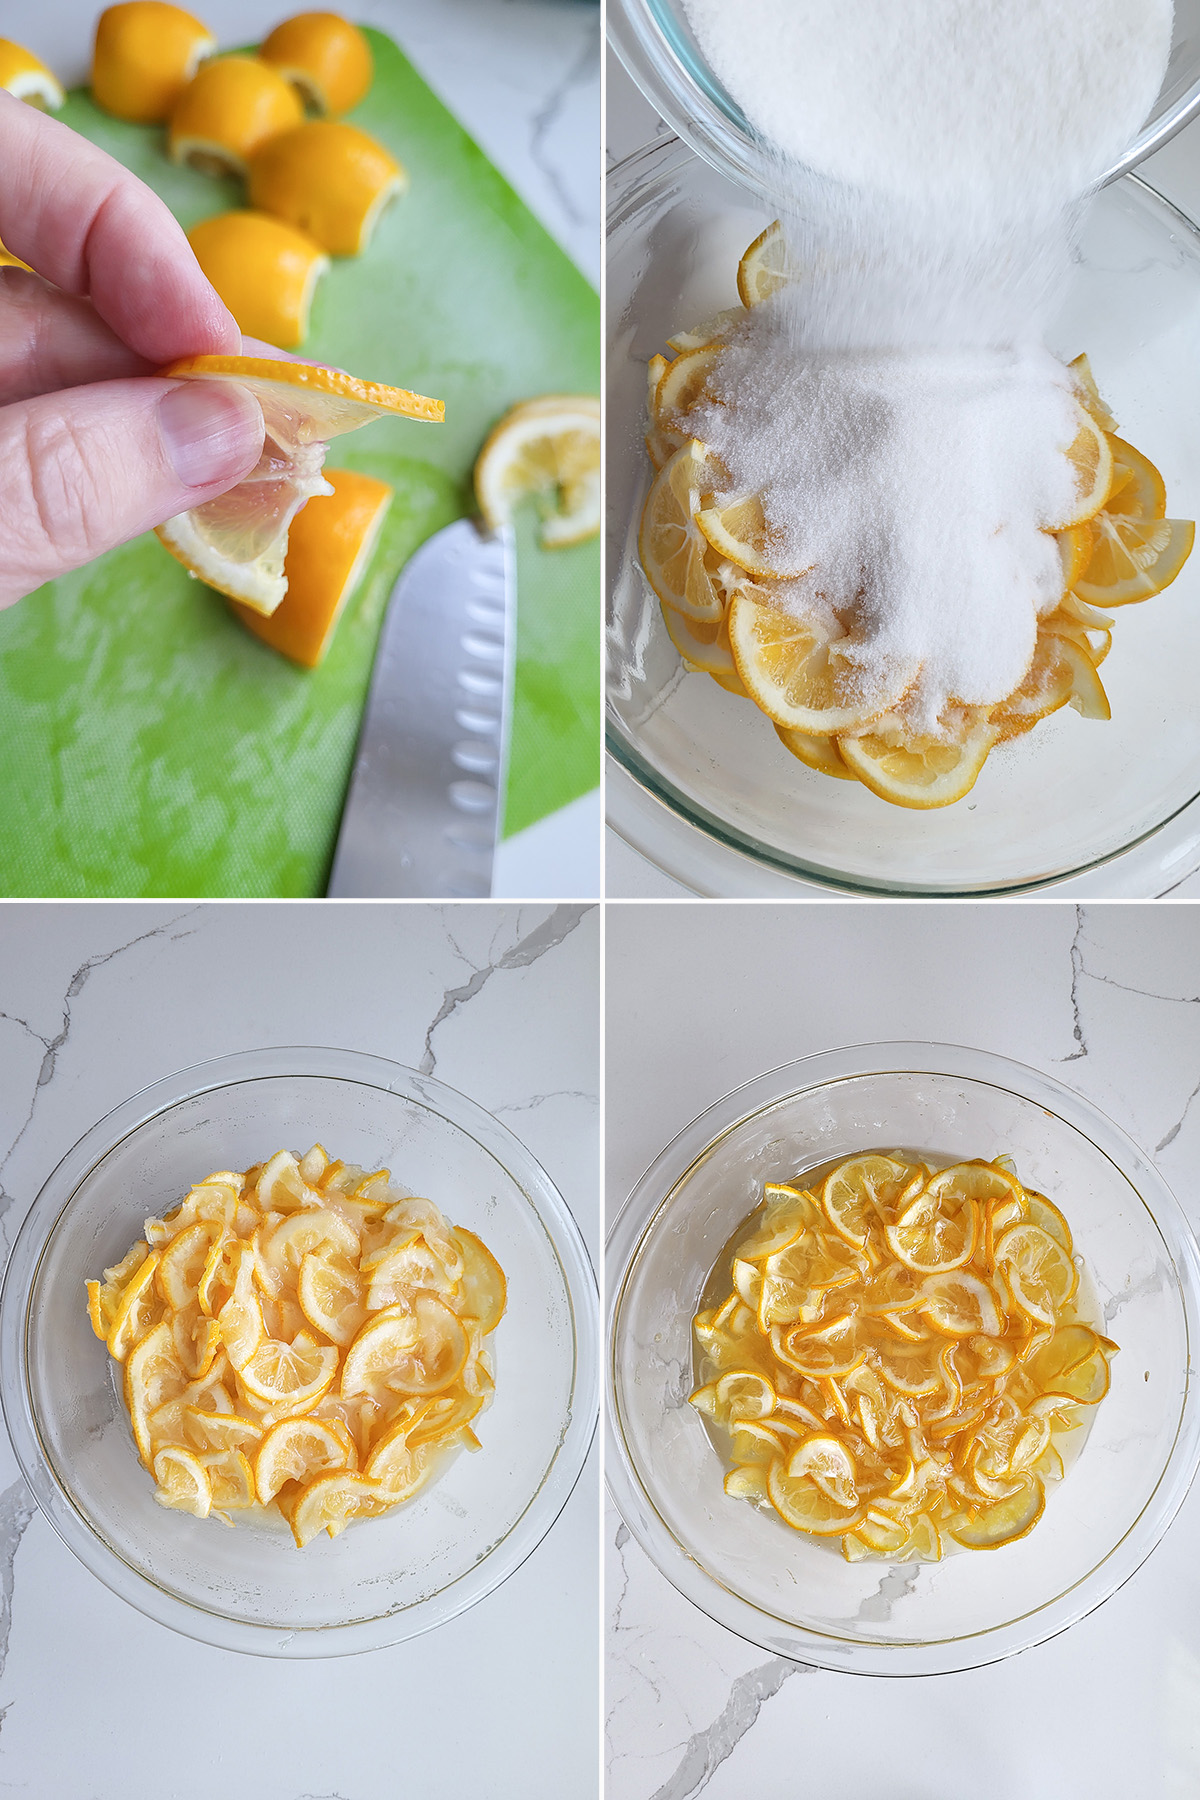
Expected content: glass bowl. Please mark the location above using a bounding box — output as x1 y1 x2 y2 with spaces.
607 0 1200 204
607 139 1200 895
0 1047 598 1658
606 1042 1200 1675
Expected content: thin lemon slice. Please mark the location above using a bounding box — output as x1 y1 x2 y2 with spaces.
989 633 1075 741
947 1475 1044 1548
287 1472 389 1546
654 344 723 439
157 1220 225 1311
1042 631 1111 720
454 1228 508 1334
639 440 725 623
217 1245 265 1371
1056 519 1097 590
106 1252 163 1360
919 1271 1002 1337
362 1415 435 1497
1072 513 1195 607
87 1241 151 1341
255 1416 353 1503
263 1208 360 1284
259 11 374 116
238 1336 338 1407
152 1445 212 1517
767 1456 863 1535
822 1155 923 1248
775 723 856 780
92 2 215 123
993 1223 1078 1326
1068 352 1117 433
1047 408 1114 530
474 395 599 547
734 1186 821 1262
667 306 745 352
662 601 739 678
737 219 796 307
837 711 998 809
1105 436 1167 520
342 1296 468 1398
297 1247 365 1346
155 355 442 613
885 1176 978 1274
0 39 65 108
183 1408 261 1454
728 592 900 733
1025 1192 1073 1256
787 1435 858 1508
696 494 810 580
126 1320 189 1464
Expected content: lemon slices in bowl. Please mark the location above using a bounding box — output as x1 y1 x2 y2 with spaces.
641 223 1196 809
87 1145 506 1547
691 1150 1117 1561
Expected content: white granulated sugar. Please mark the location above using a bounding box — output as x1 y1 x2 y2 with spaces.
674 0 1173 731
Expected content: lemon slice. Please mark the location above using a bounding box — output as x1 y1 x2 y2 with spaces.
92 2 215 123
1105 435 1167 521
152 1444 212 1517
767 1456 862 1535
202 1447 257 1514
342 1296 469 1398
249 121 406 257
885 1174 979 1273
1072 512 1195 607
238 1336 338 1407
106 1251 163 1360
1025 1191 1074 1255
155 355 442 613
639 440 725 623
87 1241 152 1341
287 1471 389 1547
993 1223 1078 1326
157 1220 225 1310
822 1155 923 1248
947 1475 1045 1549
728 592 904 733
661 600 739 677
217 1244 265 1371
696 493 810 580
737 219 795 307
1047 409 1114 530
255 1416 353 1504
989 634 1075 741
126 1320 188 1463
653 344 723 448
919 1271 1002 1337
259 11 374 116
1067 352 1117 433
262 1209 360 1284
775 723 856 779
474 395 599 547
297 1247 365 1346
666 306 745 352
171 1306 223 1380
168 53 304 178
1056 519 1097 590
183 1408 261 1454
362 1415 435 1496
0 38 64 108
837 709 998 809
454 1229 508 1334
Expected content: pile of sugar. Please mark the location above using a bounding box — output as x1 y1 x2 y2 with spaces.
676 0 1174 729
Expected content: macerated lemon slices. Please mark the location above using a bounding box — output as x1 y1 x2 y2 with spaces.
87 1146 504 1543
474 394 600 547
154 355 442 612
691 1149 1116 1561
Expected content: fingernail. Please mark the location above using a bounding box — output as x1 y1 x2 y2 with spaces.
158 381 264 488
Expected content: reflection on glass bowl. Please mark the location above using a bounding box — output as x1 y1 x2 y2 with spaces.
606 1042 1200 1675
1 1047 598 1657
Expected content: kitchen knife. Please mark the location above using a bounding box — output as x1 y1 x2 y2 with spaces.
326 518 515 897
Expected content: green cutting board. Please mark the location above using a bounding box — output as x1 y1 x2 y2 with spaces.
0 27 599 896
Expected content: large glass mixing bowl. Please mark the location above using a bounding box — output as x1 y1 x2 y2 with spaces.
608 0 1200 204
607 140 1200 895
0 1048 599 1657
606 1043 1200 1675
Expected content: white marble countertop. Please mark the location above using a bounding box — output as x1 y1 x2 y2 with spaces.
605 53 1200 899
605 902 1200 1798
0 901 599 1798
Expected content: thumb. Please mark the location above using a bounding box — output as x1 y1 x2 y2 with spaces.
1 377 265 606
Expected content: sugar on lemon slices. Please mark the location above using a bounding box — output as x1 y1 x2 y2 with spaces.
691 1151 1116 1560
87 1144 505 1547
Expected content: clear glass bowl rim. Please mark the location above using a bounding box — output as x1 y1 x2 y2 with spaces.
0 1044 600 1659
607 0 1200 204
605 136 1200 897
605 1039 1200 1676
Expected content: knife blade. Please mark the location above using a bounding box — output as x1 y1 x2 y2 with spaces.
326 518 515 897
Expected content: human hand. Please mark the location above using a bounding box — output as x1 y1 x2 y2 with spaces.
0 90 266 607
